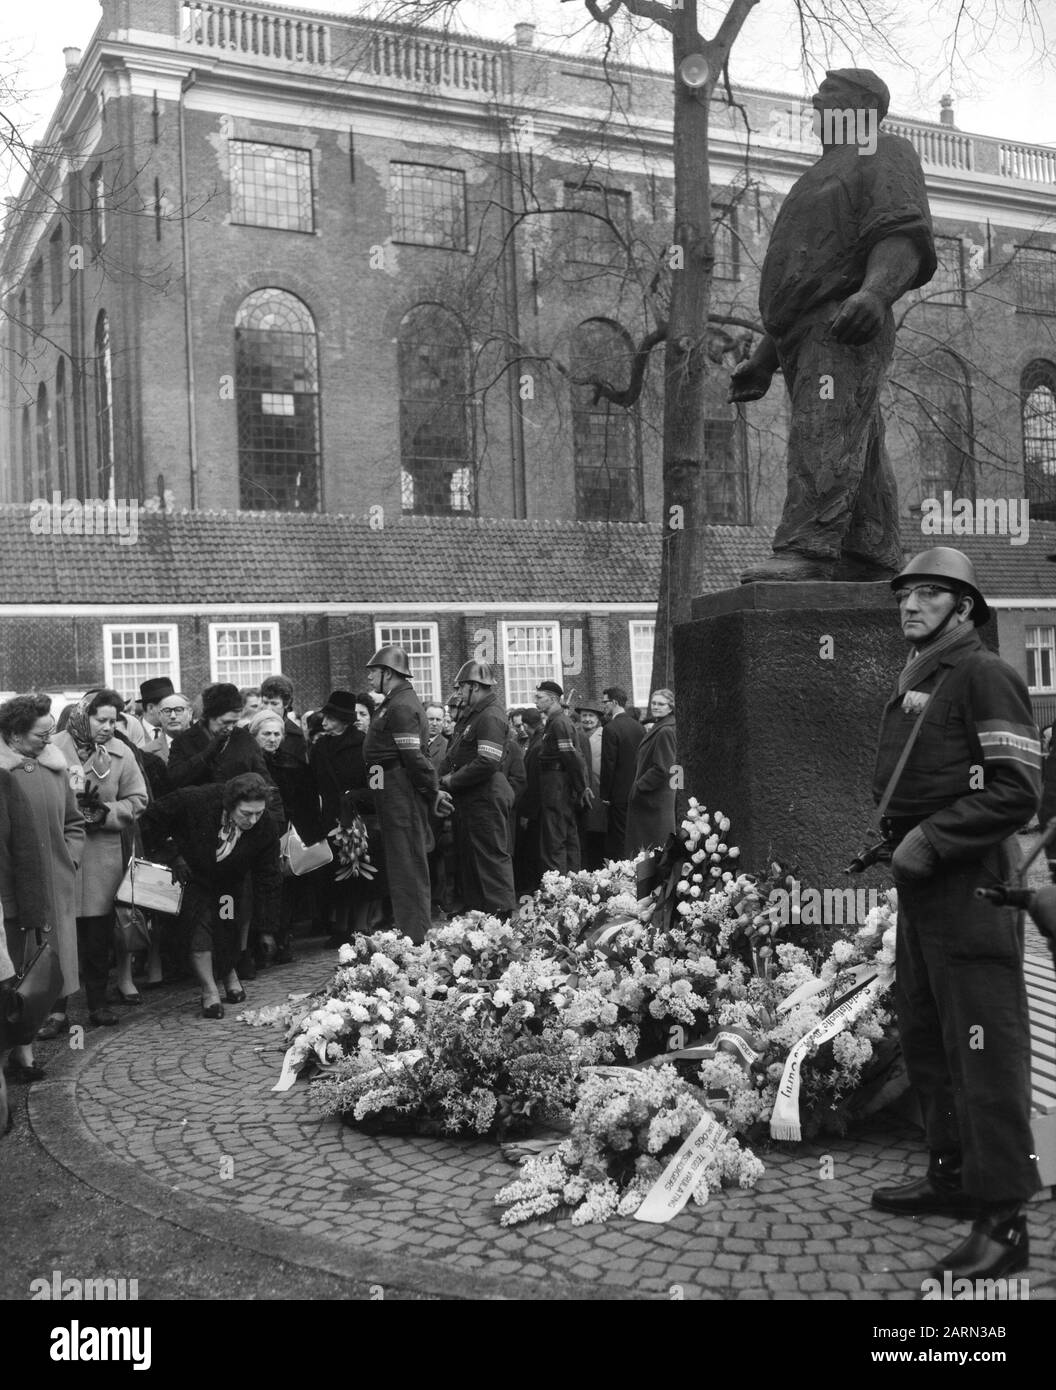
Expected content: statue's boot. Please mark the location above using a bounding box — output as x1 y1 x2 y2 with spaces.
740 552 837 584
833 553 899 582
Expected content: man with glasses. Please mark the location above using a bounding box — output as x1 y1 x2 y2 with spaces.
870 547 1042 1284
140 678 177 762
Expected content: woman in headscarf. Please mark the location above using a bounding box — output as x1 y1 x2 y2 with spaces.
52 688 149 1018
0 694 84 1045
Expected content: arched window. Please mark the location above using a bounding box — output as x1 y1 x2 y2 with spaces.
94 310 115 497
20 406 33 500
35 383 52 497
55 356 69 491
398 304 474 515
235 289 320 510
916 350 974 501
570 318 643 522
1022 360 1056 521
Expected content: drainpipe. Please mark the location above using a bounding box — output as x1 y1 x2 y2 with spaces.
178 70 199 508
500 138 527 519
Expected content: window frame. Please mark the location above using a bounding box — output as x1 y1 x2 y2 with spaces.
49 225 64 310
102 624 181 699
499 620 563 706
712 202 740 281
929 235 966 308
89 164 106 254
208 622 282 687
1026 626 1056 694
562 181 631 268
373 622 442 705
390 161 468 251
1015 244 1056 316
628 620 656 711
229 139 315 234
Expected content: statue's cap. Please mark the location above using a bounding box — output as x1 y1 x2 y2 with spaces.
824 68 890 119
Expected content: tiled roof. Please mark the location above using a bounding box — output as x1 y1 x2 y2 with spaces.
0 507 1052 606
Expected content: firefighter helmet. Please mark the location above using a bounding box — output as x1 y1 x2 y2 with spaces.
366 645 412 677
890 547 991 626
454 660 497 687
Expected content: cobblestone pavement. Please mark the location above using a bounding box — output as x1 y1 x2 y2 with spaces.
25 939 1056 1303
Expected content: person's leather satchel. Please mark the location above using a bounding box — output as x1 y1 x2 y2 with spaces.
0 927 63 1048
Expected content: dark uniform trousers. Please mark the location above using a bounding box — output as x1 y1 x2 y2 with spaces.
539 767 580 873
895 845 1038 1202
441 691 517 914
454 778 516 913
376 763 433 945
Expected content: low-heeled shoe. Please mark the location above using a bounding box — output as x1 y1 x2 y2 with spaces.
224 987 246 1004
200 1002 225 1020
36 1015 71 1041
89 1009 120 1027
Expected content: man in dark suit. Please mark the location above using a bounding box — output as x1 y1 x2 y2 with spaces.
600 685 644 862
425 703 450 917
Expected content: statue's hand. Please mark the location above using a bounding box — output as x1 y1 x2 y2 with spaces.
728 358 773 403
830 289 886 345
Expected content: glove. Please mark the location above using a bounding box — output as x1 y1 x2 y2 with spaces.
77 783 108 829
170 855 192 886
891 824 938 882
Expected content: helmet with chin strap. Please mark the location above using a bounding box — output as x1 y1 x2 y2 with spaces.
454 660 497 687
366 646 411 677
890 547 991 626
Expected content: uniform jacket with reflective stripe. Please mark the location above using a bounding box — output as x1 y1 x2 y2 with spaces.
363 679 438 798
441 691 508 793
539 709 586 795
872 629 1041 859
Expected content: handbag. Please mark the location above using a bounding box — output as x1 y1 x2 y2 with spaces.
1 928 64 1049
114 902 153 953
115 857 184 916
280 823 333 876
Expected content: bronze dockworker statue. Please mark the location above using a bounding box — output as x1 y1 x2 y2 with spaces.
730 69 936 584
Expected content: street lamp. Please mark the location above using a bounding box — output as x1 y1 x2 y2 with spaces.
678 53 711 89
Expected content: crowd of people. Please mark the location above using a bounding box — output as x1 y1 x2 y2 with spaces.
0 650 678 1133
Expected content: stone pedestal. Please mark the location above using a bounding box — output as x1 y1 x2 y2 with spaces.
673 583 905 885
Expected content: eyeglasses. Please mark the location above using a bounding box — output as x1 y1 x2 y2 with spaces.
894 584 954 605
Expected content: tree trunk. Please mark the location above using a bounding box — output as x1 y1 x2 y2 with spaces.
651 18 714 694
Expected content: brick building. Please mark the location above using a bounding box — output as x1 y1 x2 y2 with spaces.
1 0 1055 709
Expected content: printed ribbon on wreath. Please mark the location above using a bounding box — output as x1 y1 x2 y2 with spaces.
633 1110 730 1223
768 974 884 1141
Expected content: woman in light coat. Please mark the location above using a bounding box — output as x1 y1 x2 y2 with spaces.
50 689 147 1025
625 689 679 858
0 694 84 1045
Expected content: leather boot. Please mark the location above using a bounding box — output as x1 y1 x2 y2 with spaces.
872 1152 980 1218
929 1205 1028 1282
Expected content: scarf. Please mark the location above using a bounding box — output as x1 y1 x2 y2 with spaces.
897 621 977 696
216 813 242 863
63 689 113 779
